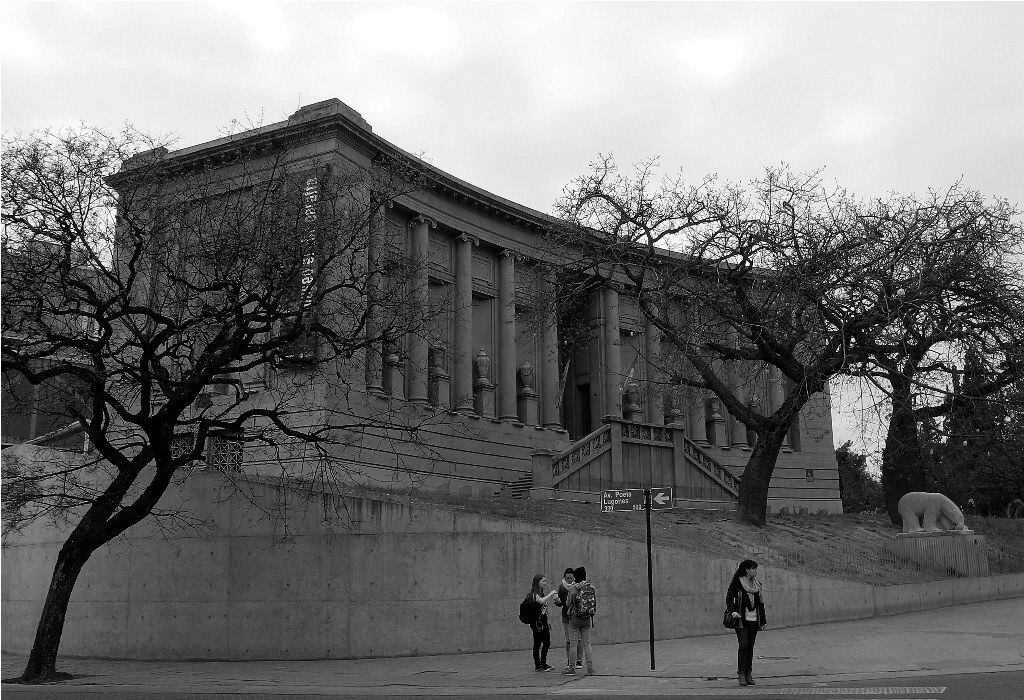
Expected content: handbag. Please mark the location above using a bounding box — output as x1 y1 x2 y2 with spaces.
723 608 738 629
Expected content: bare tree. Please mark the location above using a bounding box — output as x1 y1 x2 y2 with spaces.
551 157 1023 527
1 126 430 682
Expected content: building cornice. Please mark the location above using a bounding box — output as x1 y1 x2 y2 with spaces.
111 98 562 236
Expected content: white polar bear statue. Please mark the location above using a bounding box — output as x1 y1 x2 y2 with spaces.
897 491 968 533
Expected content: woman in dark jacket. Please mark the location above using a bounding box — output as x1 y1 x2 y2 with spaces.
726 559 767 686
529 574 559 671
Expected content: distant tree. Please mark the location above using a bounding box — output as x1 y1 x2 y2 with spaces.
1 126 430 683
835 441 882 513
922 352 1024 515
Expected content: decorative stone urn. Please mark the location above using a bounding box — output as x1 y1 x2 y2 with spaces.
622 379 642 422
474 348 491 383
473 349 495 417
517 360 538 425
428 342 450 408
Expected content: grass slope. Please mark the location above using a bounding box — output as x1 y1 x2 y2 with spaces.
338 484 1024 586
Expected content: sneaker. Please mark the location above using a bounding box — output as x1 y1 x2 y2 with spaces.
576 661 583 668
534 667 545 672
562 667 576 675
542 665 554 671
587 668 596 676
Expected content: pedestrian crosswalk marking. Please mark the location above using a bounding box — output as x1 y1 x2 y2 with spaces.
558 687 946 696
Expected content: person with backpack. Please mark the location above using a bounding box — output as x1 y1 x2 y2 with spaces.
726 559 767 687
523 574 559 671
563 566 596 676
555 567 584 672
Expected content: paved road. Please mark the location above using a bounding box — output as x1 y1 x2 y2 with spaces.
3 674 1023 700
3 598 1023 697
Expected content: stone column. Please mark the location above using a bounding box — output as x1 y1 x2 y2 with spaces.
541 294 562 429
644 316 664 424
770 367 791 451
497 250 518 421
407 215 434 405
453 233 476 412
602 287 622 419
364 209 386 395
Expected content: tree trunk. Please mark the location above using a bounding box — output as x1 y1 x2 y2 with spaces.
881 380 927 526
17 543 92 683
736 426 787 526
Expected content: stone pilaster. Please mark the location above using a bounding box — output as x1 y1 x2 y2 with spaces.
728 330 750 449
364 208 386 395
644 315 664 425
541 292 562 429
770 367 792 451
602 287 622 419
453 233 476 412
498 250 518 421
407 215 434 406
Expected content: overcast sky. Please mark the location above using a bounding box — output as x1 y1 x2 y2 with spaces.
4 1 1023 457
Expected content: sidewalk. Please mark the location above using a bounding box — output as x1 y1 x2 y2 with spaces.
3 598 1023 696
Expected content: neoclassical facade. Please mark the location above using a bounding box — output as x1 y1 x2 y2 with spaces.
135 98 843 513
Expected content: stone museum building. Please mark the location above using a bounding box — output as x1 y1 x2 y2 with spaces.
2 98 841 514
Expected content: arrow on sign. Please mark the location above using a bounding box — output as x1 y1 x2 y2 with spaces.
652 491 671 506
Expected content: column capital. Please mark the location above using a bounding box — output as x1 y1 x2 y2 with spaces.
499 249 527 264
456 232 479 246
411 214 437 229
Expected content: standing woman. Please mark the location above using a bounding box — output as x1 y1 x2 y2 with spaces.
529 574 559 671
726 559 767 686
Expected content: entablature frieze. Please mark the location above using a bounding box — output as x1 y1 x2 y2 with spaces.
389 194 556 266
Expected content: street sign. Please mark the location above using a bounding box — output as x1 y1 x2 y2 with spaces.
649 487 673 510
601 488 645 512
601 487 674 513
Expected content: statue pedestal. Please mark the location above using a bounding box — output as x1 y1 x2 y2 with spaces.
885 531 989 577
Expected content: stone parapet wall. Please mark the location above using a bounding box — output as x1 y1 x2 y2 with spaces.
3 473 1020 660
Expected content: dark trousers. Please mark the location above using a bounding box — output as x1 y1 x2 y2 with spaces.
735 620 759 675
532 616 550 668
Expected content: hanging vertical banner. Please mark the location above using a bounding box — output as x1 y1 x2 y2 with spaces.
280 173 322 365
299 175 320 313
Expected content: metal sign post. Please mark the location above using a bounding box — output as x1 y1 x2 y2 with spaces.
600 486 673 671
645 489 655 671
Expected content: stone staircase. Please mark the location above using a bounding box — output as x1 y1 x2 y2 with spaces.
507 472 533 500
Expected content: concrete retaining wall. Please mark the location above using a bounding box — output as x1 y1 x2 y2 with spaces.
3 471 1023 660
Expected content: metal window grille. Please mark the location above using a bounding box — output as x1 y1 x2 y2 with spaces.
206 434 244 472
170 432 194 460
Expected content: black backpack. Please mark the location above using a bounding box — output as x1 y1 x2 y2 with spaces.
519 592 541 624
